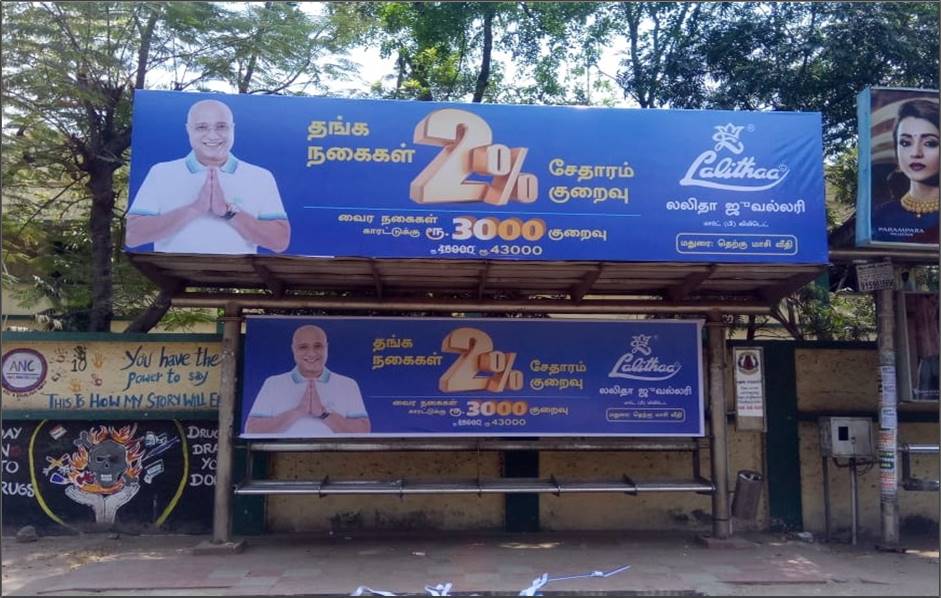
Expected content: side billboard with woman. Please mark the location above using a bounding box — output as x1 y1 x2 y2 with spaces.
857 87 940 248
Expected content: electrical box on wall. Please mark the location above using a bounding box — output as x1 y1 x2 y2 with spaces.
818 417 874 458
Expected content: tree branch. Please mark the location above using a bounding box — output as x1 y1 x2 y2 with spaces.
135 6 160 89
14 176 87 235
472 5 494 103
123 287 178 333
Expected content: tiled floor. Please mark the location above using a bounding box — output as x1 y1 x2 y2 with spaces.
2 530 938 596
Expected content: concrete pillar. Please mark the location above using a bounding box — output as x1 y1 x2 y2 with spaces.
707 318 731 539
876 283 900 548
213 304 242 544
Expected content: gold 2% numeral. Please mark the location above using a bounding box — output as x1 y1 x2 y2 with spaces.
439 328 525 393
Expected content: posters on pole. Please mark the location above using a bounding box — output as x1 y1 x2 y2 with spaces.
856 87 940 248
239 316 705 438
126 90 827 263
878 428 898 499
733 347 765 431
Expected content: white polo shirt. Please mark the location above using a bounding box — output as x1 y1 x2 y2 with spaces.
243 367 368 438
128 152 288 254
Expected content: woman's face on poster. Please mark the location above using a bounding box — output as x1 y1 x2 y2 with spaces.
897 116 940 184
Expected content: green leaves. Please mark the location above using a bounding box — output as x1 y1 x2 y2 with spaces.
348 2 600 104
2 1 364 331
598 2 939 155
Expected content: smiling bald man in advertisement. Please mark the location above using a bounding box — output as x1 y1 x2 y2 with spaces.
126 99 291 254
243 325 371 437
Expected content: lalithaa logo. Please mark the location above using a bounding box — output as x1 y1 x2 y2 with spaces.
680 123 789 192
608 334 681 382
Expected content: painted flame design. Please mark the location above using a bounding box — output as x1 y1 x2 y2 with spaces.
65 424 146 495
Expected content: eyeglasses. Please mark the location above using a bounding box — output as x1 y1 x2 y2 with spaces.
191 123 231 134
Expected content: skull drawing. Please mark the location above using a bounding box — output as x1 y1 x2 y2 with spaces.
59 425 146 526
86 439 128 488
69 426 143 493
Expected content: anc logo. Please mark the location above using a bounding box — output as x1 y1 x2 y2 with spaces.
1 349 48 395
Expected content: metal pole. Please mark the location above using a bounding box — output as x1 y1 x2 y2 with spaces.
876 283 900 548
246 438 703 452
213 304 241 544
850 458 859 546
234 479 716 495
707 318 731 539
829 248 938 264
822 456 832 543
172 294 771 316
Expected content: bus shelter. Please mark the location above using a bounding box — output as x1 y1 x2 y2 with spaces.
124 90 830 547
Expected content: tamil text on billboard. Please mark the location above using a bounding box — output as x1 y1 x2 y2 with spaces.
239 317 704 438
126 90 827 263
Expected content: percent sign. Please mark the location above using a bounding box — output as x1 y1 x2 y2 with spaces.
478 350 524 392
410 109 538 206
473 145 538 206
439 327 525 393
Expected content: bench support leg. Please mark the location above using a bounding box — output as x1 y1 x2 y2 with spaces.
213 304 242 544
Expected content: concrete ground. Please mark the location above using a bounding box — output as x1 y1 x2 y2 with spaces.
2 530 938 596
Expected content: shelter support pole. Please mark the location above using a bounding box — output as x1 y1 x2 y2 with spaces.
876 281 900 548
707 317 731 539
213 304 242 544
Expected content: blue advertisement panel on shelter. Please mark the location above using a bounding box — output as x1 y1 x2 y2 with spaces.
126 90 827 263
239 316 704 438
855 87 939 248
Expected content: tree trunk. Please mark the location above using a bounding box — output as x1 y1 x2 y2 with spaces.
135 9 159 90
770 302 803 340
472 6 494 103
124 287 176 333
87 164 116 332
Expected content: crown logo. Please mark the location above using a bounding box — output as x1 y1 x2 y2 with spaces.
712 123 745 154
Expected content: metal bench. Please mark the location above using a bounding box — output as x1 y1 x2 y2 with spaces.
235 438 715 497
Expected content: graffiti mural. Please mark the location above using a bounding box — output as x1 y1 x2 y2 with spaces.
47 424 156 525
2 420 216 534
1 336 222 414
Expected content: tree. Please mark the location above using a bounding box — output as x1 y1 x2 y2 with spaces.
595 2 938 154
191 1 361 95
341 1 599 104
2 2 359 332
592 2 716 109
2 2 219 331
700 2 939 153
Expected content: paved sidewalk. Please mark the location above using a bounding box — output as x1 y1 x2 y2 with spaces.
2 530 938 596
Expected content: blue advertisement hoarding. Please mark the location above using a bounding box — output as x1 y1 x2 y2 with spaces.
239 316 704 438
127 90 827 263
855 87 939 248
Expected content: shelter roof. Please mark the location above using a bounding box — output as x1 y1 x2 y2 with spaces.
130 254 827 313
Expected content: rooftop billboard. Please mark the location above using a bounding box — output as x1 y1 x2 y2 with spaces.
126 90 827 263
